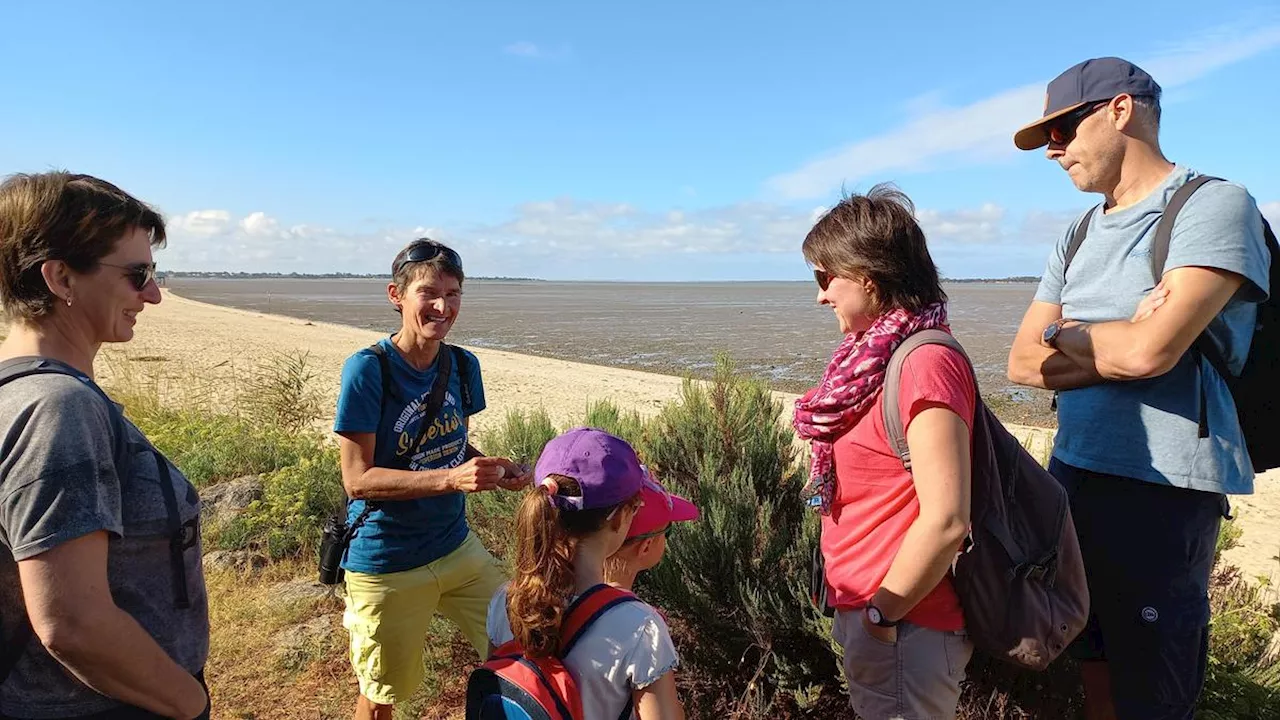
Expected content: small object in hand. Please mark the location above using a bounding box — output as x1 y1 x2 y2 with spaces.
496 465 506 479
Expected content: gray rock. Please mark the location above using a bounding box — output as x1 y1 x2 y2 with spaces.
269 577 334 605
199 475 264 526
202 549 267 573
273 613 341 669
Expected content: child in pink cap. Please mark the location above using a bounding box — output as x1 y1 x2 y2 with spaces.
604 472 700 592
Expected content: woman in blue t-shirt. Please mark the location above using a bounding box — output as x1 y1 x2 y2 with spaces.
333 239 530 720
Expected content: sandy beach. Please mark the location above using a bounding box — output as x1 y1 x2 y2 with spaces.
101 291 1280 585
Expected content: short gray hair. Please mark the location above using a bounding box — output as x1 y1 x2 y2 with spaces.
1130 93 1162 137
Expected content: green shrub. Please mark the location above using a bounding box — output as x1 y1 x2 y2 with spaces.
471 408 559 564
215 448 345 560
129 406 320 488
581 399 646 447
635 357 840 716
1215 519 1244 568
241 350 326 434
480 407 558 466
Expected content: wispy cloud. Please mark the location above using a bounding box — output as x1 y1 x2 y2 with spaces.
503 41 543 58
767 23 1280 200
158 197 1074 279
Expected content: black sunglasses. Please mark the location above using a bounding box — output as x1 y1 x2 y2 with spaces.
814 269 832 291
99 261 157 291
626 524 670 544
1047 101 1110 147
393 243 463 277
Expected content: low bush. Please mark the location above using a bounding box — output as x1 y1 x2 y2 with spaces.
217 449 346 560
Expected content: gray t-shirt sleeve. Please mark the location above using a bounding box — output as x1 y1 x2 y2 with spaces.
1034 213 1084 306
1163 180 1270 302
0 377 122 561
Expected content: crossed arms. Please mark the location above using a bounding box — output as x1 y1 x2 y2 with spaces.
1007 266 1246 390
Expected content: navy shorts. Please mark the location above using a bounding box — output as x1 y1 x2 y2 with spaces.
1049 459 1229 720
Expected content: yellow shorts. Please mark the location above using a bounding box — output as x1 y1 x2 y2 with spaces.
343 532 506 706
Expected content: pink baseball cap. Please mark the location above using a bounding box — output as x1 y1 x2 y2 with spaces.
627 474 699 540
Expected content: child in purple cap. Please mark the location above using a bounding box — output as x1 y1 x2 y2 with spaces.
485 428 687 720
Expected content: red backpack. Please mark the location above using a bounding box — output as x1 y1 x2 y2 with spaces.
466 584 640 720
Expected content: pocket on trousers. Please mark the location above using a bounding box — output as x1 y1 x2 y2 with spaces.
846 619 899 696
942 631 974 680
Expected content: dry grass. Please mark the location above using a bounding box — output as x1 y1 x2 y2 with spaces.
203 560 479 719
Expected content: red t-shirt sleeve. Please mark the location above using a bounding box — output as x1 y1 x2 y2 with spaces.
896 344 976 435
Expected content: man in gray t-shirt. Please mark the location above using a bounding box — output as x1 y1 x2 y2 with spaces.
1008 58 1269 719
0 365 209 718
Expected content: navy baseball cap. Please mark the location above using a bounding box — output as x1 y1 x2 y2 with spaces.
1014 57 1162 151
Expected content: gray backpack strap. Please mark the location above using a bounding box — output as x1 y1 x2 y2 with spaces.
881 330 973 471
1148 175 1226 439
1063 206 1099 280
1150 175 1222 280
0 358 131 686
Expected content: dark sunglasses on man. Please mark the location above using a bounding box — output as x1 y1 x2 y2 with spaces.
392 242 463 276
99 261 158 291
1046 100 1112 147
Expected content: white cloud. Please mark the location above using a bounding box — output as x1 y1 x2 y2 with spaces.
1140 25 1280 86
767 23 1280 200
917 204 1005 244
504 41 543 58
1262 201 1279 229
239 211 280 237
168 209 231 237
158 197 1077 280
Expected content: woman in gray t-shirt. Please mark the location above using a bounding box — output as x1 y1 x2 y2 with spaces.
0 172 210 720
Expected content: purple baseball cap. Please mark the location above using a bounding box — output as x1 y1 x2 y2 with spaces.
534 427 646 511
1014 57 1162 151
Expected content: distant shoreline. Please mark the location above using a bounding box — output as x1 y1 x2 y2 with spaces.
159 272 1041 284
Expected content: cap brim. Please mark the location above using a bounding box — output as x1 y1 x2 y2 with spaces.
669 495 699 523
1013 101 1087 151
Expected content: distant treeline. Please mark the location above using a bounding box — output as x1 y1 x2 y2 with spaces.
161 271 1040 283
944 276 1041 283
161 271 544 281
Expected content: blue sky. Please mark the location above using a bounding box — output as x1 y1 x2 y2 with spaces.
2 1 1278 281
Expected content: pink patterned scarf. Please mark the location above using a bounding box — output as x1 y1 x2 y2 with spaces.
793 302 949 514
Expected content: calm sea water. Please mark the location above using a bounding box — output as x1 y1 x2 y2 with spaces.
166 277 1052 423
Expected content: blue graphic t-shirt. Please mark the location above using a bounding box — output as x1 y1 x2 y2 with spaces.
333 338 486 574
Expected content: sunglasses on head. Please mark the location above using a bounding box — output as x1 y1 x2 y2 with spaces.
1047 100 1111 147
393 243 463 277
99 261 157 291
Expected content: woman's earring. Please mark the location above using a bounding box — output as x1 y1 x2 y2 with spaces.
65 295 73 307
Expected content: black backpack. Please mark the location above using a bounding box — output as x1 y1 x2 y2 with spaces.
1065 175 1280 472
0 358 133 686
883 331 1090 671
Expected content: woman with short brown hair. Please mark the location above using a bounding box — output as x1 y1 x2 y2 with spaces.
794 184 975 720
0 171 210 720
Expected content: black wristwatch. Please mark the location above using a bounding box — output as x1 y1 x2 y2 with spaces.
865 604 898 628
1042 318 1071 348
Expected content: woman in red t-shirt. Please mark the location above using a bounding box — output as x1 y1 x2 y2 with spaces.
793 184 975 720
